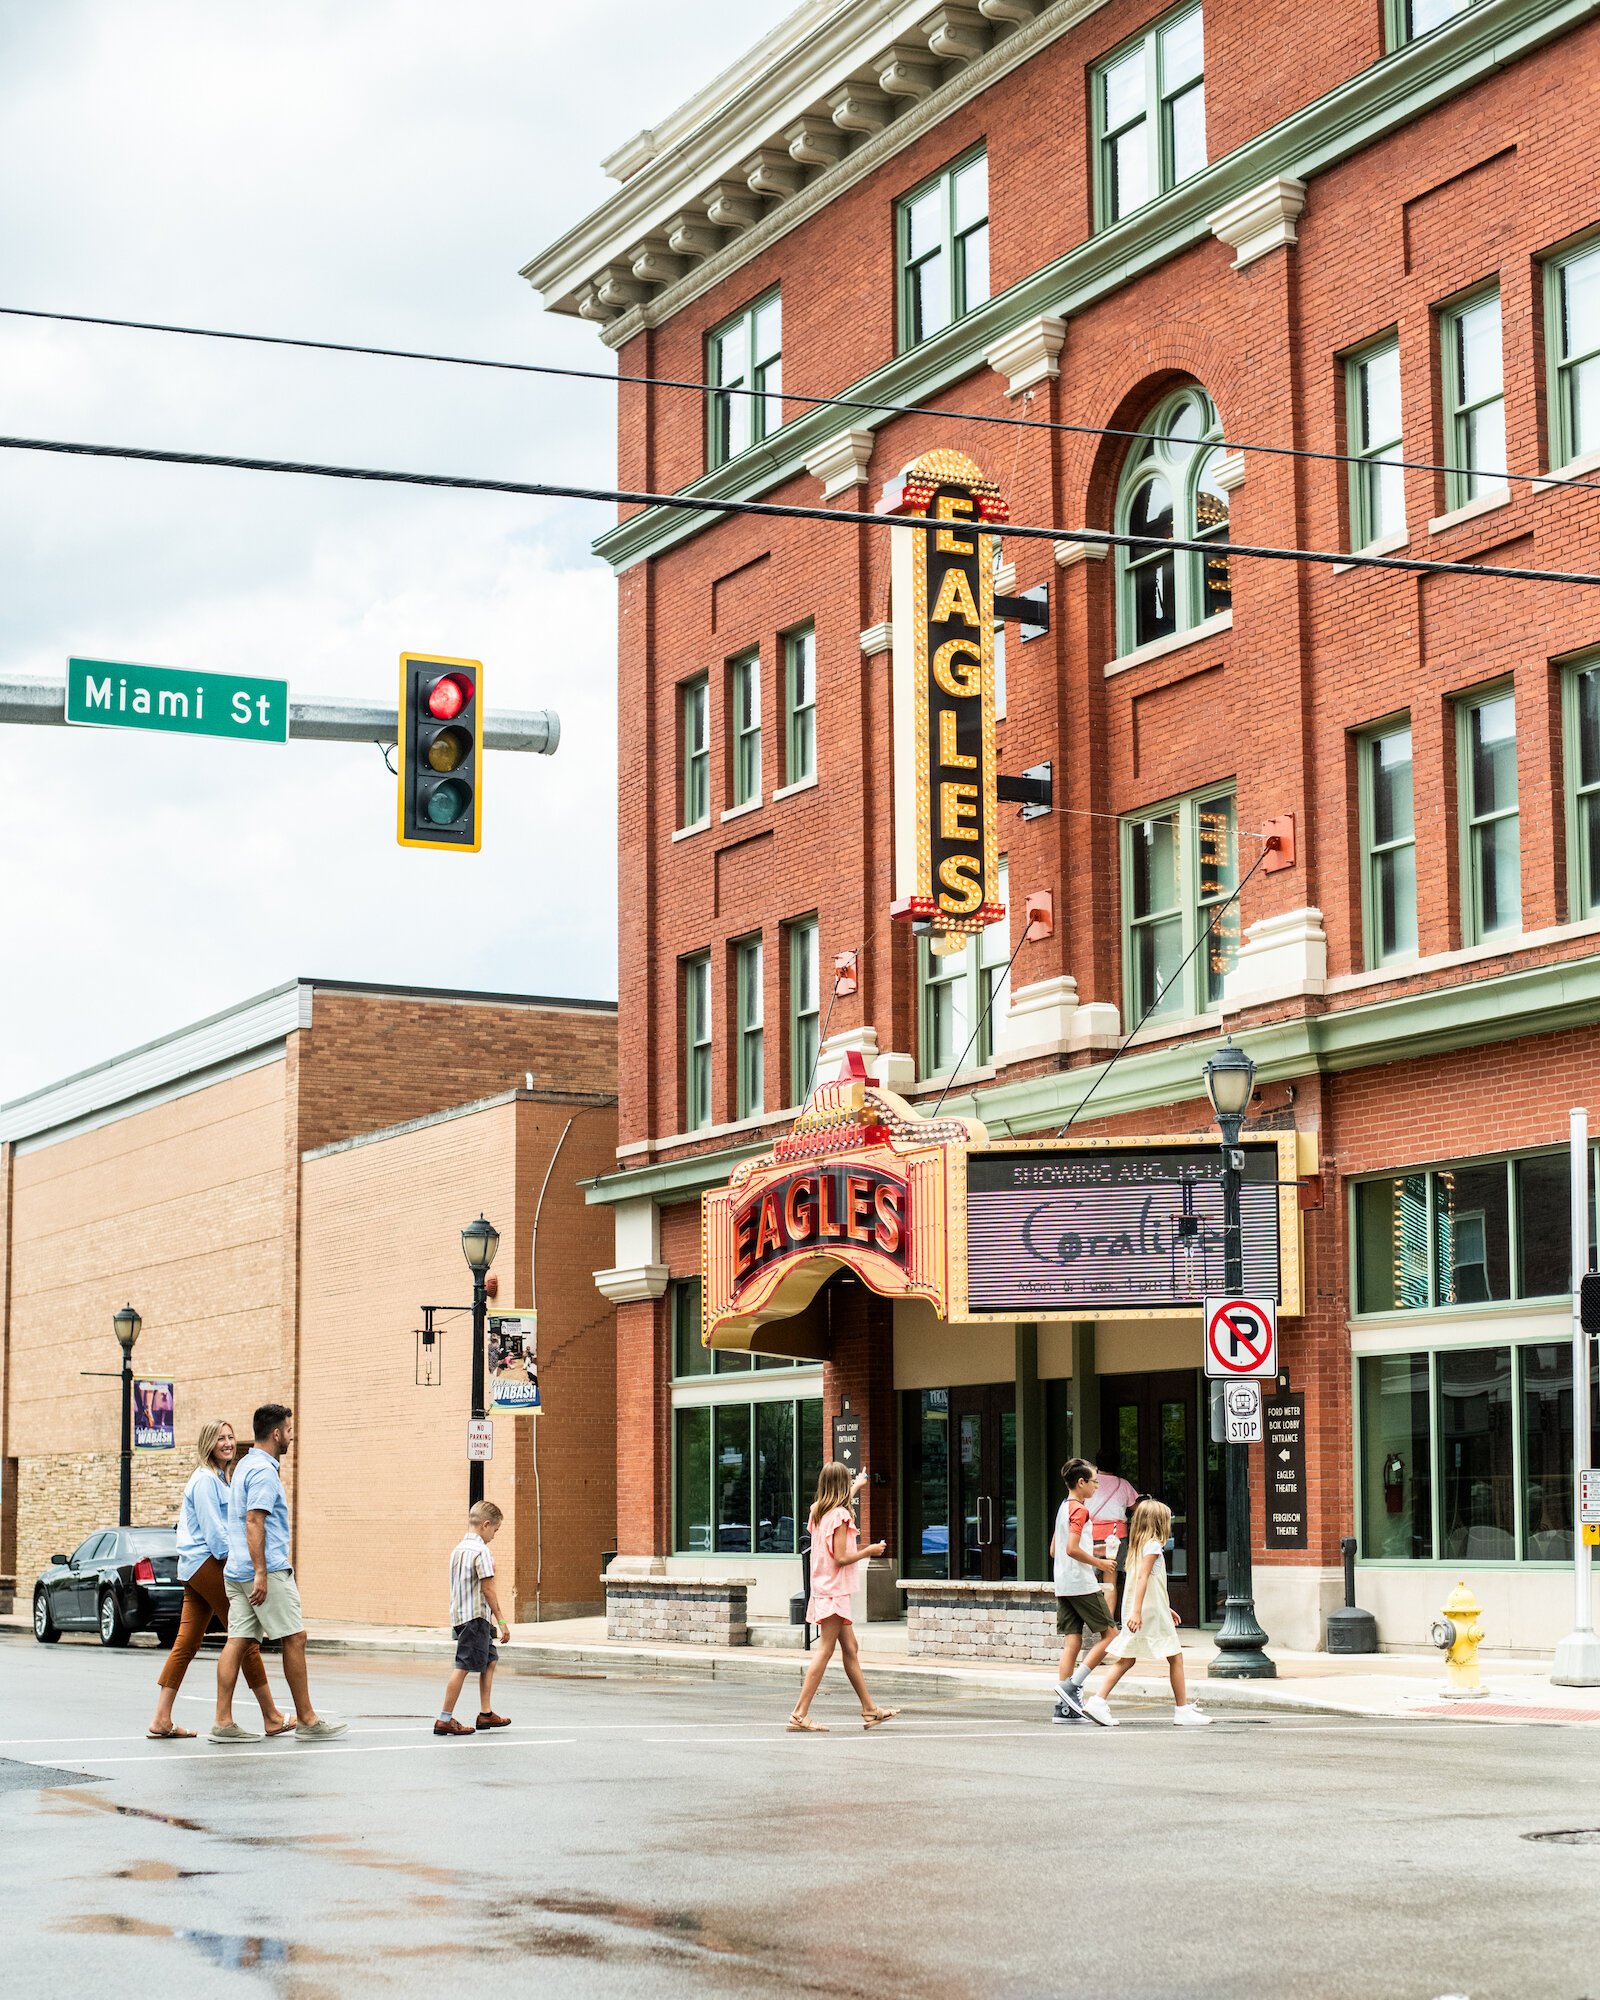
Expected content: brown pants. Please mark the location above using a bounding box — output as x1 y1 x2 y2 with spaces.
156 1555 269 1695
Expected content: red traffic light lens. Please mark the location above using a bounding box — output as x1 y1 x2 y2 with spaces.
426 674 471 721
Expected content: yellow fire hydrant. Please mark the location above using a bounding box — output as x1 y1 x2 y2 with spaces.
1431 1580 1487 1697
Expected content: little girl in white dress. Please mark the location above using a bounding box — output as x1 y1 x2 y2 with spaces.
1085 1497 1212 1728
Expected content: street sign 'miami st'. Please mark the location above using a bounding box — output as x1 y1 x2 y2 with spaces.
65 656 289 744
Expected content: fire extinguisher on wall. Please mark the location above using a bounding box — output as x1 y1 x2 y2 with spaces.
1383 1452 1405 1515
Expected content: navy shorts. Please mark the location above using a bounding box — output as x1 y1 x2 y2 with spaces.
452 1617 498 1673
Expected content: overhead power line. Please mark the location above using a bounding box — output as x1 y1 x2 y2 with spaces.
0 431 1593 587
3 302 1597 498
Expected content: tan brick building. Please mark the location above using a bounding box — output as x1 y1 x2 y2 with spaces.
0 978 617 1624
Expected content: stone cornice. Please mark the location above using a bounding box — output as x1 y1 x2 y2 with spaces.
591 0 1596 574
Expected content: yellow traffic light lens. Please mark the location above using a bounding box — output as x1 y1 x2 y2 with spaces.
427 727 470 773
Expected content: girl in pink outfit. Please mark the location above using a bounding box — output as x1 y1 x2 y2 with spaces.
788 1462 898 1733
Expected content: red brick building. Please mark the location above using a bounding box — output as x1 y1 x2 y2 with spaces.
529 0 1600 1652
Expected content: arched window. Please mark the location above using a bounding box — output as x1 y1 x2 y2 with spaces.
1115 386 1232 655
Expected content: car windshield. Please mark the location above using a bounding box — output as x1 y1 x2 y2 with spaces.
121 1530 178 1556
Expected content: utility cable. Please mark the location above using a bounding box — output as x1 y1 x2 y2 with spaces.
2 302 1596 498
0 431 1595 587
1055 842 1276 1137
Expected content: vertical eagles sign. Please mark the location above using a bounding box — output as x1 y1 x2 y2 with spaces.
882 450 1008 946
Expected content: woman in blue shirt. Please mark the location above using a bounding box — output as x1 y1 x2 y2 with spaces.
147 1421 294 1740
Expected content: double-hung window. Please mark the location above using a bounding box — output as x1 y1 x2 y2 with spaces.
730 650 761 808
1388 0 1482 47
897 150 988 350
683 952 712 1130
917 864 1010 1078
1358 721 1417 966
1440 287 1506 509
1122 788 1236 1022
707 291 782 470
1094 5 1205 229
1115 386 1230 653
1456 686 1520 942
1346 336 1405 548
681 675 709 829
786 916 820 1106
783 625 816 785
1562 654 1600 919
734 934 764 1120
1545 236 1600 470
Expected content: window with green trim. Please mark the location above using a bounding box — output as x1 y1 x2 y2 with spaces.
1544 235 1600 471
783 624 815 785
734 933 764 1120
1121 787 1236 1022
1115 385 1230 655
1455 686 1519 943
683 951 712 1130
786 915 820 1106
1093 5 1205 230
672 1394 824 1553
897 150 988 350
917 862 1009 1079
1387 0 1483 48
1345 335 1405 548
707 290 781 470
1358 720 1417 966
680 674 709 829
1562 654 1600 919
1439 286 1505 509
729 650 761 807
671 1276 810 1384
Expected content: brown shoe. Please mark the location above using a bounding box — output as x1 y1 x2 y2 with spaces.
433 1717 474 1736
475 1711 511 1730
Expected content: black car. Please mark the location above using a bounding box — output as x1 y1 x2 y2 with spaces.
33 1527 184 1648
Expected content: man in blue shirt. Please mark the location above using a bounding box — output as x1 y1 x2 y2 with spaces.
210 1403 345 1743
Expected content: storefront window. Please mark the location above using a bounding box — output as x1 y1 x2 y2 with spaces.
672 1393 823 1554
755 1402 795 1552
713 1405 751 1553
800 1399 823 1519
675 1407 712 1553
1433 1164 1510 1306
1358 1352 1434 1560
1438 1347 1515 1560
901 1389 952 1579
1521 1344 1575 1562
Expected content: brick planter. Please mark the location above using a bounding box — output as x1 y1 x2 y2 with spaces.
900 1580 1059 1664
604 1575 751 1647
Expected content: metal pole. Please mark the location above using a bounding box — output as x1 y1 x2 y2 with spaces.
1553 1108 1600 1684
119 1347 133 1528
1210 1138 1275 1678
469 1268 487 1510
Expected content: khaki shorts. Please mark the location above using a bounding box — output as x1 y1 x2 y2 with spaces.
1056 1591 1115 1638
225 1569 303 1643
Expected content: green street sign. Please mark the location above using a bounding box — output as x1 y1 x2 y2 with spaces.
64 656 288 744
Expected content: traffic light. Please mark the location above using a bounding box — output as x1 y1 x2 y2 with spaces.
398 653 483 852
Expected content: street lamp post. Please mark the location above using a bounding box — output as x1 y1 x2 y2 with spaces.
111 1304 142 1528
1202 1044 1275 1680
460 1216 500 1507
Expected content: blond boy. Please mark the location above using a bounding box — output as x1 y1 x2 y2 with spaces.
434 1500 511 1736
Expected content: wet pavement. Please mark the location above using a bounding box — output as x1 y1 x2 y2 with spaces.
3 1629 1599 1999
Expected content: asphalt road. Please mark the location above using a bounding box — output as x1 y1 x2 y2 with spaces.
3 1631 1598 2000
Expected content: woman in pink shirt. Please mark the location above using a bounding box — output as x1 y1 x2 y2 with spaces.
788 1462 898 1733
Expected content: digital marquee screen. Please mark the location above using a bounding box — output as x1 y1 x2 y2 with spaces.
965 1144 1283 1316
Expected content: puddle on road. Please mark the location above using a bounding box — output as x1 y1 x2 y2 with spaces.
45 1789 207 1831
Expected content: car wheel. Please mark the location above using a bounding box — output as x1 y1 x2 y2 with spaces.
33 1591 61 1643
98 1589 132 1648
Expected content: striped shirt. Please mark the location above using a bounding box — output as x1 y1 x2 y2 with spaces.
448 1531 494 1627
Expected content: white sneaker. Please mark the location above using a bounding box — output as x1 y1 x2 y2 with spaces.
1081 1695 1119 1728
1173 1704 1213 1727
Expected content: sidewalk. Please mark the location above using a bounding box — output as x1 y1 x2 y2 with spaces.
12 1607 1595 1722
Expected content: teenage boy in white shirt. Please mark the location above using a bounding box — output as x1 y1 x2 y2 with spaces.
1050 1458 1120 1727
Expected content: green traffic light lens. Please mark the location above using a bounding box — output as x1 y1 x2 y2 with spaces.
427 727 470 773
425 780 470 826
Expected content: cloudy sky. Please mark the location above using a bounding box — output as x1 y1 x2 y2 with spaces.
0 0 788 1102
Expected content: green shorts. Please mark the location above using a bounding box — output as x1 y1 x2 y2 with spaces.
1056 1592 1114 1638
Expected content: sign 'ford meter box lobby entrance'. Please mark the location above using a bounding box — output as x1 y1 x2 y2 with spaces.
65 657 289 744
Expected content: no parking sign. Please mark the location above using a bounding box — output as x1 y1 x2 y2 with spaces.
1204 1295 1278 1379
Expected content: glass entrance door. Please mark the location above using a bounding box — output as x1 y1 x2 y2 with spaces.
950 1385 1017 1582
1098 1371 1200 1626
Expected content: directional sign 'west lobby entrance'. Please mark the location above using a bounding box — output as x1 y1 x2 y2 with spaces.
65 657 288 744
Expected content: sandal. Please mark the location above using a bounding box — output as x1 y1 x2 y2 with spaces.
146 1724 197 1740
263 1718 301 1738
862 1708 900 1730
786 1712 828 1732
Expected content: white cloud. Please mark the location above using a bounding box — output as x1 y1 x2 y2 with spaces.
0 0 790 1097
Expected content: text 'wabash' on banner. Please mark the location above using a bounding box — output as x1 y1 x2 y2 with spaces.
881 449 1008 955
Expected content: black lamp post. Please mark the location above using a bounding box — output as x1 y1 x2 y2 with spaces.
461 1216 500 1506
111 1304 141 1528
1202 1043 1275 1680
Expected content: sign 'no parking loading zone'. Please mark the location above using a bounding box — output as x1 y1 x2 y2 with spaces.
1204 1295 1278 1378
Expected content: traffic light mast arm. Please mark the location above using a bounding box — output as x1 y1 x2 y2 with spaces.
0 677 560 753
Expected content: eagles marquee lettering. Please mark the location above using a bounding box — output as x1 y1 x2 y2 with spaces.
731 1165 908 1289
